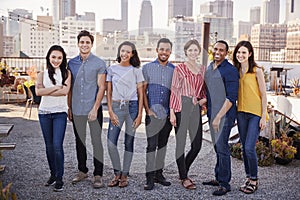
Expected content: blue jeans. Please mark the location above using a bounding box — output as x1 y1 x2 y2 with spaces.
107 100 138 176
209 117 235 190
38 112 67 181
237 112 261 179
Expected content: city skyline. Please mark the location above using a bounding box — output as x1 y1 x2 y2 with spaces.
0 0 286 32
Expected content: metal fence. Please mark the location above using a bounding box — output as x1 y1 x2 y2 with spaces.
0 47 299 74
0 57 183 74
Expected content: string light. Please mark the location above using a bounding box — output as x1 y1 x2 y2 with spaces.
0 11 81 34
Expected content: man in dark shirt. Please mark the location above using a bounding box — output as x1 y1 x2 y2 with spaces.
203 40 239 196
142 38 175 190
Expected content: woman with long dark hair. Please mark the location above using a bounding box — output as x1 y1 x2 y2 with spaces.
106 41 144 188
233 40 267 194
36 45 71 192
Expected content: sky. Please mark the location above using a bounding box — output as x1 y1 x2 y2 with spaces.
0 0 286 32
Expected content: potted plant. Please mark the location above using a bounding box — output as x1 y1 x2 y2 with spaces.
230 142 242 160
0 181 17 200
290 77 299 96
292 132 300 160
256 140 273 166
230 140 273 166
271 133 297 165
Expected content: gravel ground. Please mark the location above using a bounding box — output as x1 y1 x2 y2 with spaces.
0 103 299 200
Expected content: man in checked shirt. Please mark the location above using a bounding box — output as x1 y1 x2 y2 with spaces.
142 38 175 190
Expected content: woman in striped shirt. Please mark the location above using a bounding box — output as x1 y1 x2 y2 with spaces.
170 39 207 190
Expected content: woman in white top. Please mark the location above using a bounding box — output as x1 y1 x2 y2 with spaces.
106 41 144 188
36 45 71 192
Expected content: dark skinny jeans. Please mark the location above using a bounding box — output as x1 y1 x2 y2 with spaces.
174 96 203 180
72 106 104 176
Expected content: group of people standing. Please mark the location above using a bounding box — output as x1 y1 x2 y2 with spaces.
36 29 267 196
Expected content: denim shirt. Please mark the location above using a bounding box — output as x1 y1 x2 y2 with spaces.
204 59 239 121
68 53 107 115
142 59 175 119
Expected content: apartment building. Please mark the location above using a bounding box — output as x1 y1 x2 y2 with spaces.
251 23 287 61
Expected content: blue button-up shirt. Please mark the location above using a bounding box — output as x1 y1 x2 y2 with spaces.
205 59 239 121
68 53 107 115
142 59 175 119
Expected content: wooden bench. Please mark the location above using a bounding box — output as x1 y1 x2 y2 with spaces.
0 124 15 173
0 124 14 137
0 143 16 150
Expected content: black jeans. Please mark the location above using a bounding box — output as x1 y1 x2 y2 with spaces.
72 106 104 176
174 96 203 180
145 115 172 176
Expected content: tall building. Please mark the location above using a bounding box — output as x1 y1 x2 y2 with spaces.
101 0 128 35
250 23 287 61
198 15 234 45
7 9 33 36
250 6 261 24
2 36 14 57
198 0 234 45
52 0 76 22
168 16 202 60
199 0 233 19
139 0 153 35
285 19 300 62
4 9 33 56
168 0 193 19
0 23 3 57
261 0 280 24
20 15 60 57
101 19 125 35
237 21 253 40
121 0 128 32
60 15 95 57
286 0 300 22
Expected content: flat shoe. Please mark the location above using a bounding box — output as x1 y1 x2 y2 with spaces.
213 186 231 196
181 178 196 190
93 175 104 188
202 179 219 186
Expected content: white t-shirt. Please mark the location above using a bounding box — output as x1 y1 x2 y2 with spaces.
39 69 68 113
106 64 144 101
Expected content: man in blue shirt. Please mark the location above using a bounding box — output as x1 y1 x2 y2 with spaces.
68 30 107 188
142 38 175 190
203 40 239 196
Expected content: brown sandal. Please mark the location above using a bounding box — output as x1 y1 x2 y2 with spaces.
119 175 128 188
181 178 196 190
108 175 120 187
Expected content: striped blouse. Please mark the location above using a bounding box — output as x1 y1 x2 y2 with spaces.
170 63 206 112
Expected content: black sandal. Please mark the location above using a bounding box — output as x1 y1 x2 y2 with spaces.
239 178 250 191
241 179 258 194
